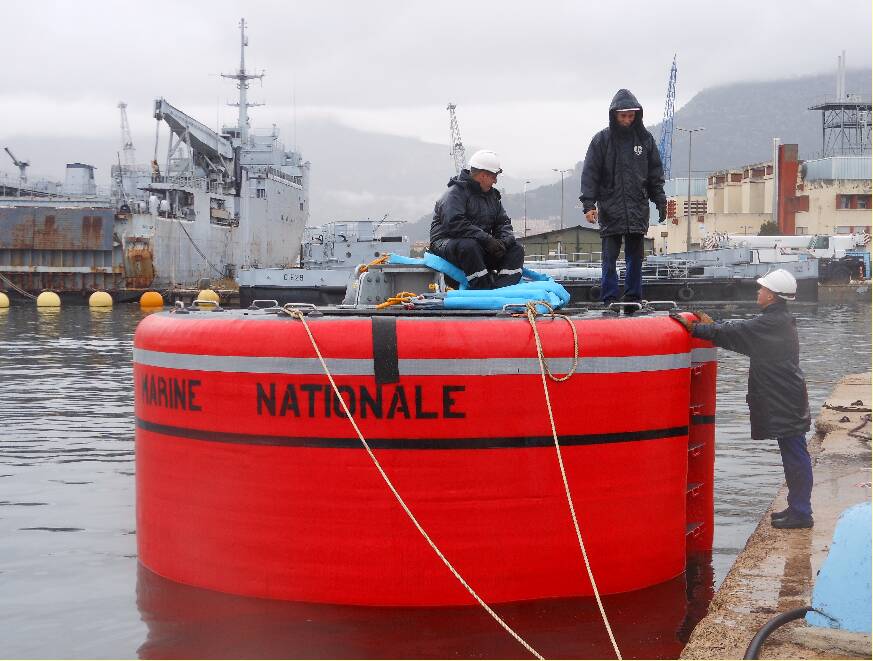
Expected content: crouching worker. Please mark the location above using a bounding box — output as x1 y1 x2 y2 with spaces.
673 269 813 529
430 150 524 289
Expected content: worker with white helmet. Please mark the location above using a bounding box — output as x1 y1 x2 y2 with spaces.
429 150 524 289
673 268 813 529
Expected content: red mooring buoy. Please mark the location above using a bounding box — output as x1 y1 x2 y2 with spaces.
134 309 715 606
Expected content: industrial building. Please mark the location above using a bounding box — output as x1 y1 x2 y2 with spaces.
519 223 653 262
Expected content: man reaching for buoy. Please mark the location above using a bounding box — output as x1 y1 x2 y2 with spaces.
430 150 524 289
579 88 667 311
673 269 814 529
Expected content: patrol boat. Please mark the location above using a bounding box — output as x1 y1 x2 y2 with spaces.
236 219 410 306
134 259 717 607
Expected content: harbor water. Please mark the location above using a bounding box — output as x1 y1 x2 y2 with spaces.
0 303 869 659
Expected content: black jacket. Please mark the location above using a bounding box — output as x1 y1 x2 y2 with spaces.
430 169 515 248
692 301 811 440
579 89 666 237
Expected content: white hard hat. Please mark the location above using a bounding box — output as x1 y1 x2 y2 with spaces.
757 268 797 300
468 150 502 174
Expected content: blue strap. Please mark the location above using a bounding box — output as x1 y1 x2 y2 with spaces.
384 253 571 309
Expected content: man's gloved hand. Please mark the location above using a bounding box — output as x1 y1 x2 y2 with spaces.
657 203 667 224
669 311 695 333
483 236 506 260
693 310 714 324
501 235 516 249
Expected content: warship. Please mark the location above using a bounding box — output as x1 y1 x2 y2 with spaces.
0 19 309 301
237 219 410 306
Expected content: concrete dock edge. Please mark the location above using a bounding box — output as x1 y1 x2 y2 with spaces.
680 372 872 660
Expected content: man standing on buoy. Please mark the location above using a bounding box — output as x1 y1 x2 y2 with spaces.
674 269 814 529
579 89 666 310
430 150 524 290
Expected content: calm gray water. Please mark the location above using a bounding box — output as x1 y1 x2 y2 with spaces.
0 303 869 659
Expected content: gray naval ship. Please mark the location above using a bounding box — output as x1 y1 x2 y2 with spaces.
237 219 410 306
0 19 309 301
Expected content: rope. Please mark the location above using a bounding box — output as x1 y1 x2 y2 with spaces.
284 305 544 661
375 291 418 310
0 272 37 299
523 301 622 660
356 254 390 275
176 220 226 277
522 301 579 382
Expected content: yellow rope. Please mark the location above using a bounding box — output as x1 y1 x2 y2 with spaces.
285 306 544 661
356 254 390 275
375 291 418 310
523 301 622 660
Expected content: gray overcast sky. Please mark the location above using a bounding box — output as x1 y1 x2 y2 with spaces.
1 0 870 178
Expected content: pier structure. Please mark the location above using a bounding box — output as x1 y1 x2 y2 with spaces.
681 372 872 660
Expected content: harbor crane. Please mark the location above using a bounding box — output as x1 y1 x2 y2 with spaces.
447 102 466 174
4 147 29 195
658 55 677 180
118 101 138 166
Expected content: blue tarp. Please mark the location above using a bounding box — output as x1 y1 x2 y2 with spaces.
386 252 571 311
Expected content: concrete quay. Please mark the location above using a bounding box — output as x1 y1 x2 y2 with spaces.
681 372 872 660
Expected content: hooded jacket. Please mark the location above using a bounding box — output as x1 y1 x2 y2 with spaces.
430 169 515 248
579 89 666 236
692 301 811 440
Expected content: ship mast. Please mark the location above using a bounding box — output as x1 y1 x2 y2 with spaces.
222 18 263 145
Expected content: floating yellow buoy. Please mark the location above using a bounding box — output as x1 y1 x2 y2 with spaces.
0 292 9 308
197 289 220 305
140 291 164 308
89 291 113 308
36 291 61 308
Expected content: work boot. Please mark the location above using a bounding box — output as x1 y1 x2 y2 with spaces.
770 508 790 521
621 297 642 315
602 298 618 316
771 514 814 529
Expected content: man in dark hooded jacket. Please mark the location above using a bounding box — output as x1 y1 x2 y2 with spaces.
430 149 524 290
579 89 666 308
674 269 814 529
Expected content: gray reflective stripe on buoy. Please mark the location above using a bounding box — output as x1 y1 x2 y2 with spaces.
133 348 692 376
691 348 718 364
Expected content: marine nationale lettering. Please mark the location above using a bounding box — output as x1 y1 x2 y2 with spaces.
139 374 203 411
256 382 466 420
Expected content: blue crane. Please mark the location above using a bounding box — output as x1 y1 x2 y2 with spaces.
658 55 677 180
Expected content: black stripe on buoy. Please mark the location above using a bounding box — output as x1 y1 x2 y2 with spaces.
372 316 400 385
136 418 689 450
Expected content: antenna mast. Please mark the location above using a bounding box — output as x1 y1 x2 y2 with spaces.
118 101 137 166
222 18 264 145
447 102 466 174
658 55 678 180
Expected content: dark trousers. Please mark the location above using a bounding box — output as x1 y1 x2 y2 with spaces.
777 434 814 518
433 238 525 289
601 233 644 303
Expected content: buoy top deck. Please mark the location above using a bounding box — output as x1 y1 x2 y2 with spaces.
163 299 682 320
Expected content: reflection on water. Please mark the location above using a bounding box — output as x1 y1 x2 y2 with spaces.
137 556 713 660
0 304 868 658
